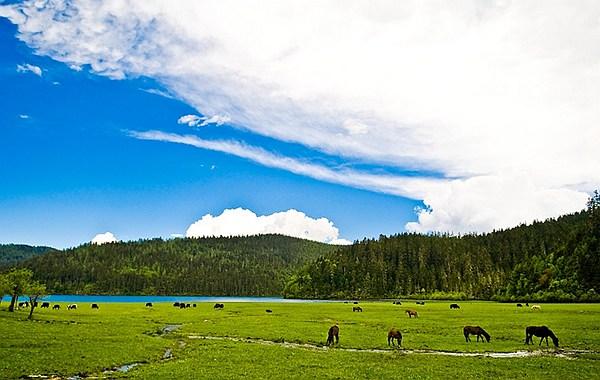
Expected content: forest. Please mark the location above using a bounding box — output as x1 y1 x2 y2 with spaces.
284 192 600 302
7 235 336 296
0 244 56 265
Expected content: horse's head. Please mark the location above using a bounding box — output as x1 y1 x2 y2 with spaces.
551 336 559 347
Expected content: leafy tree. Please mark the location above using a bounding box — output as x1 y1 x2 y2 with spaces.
23 280 46 320
0 274 10 306
6 269 34 312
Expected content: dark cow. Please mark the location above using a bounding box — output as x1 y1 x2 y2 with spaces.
326 324 339 346
185 304 191 308
525 326 559 347
91 303 99 309
145 302 153 307
526 303 530 307
214 303 224 309
173 302 180 307
393 300 402 305
464 326 491 342
266 309 273 313
353 301 359 304
52 304 60 310
352 306 363 312
387 328 402 346
517 303 523 307
450 303 460 309
34 301 38 307
416 301 425 305
193 304 197 308
18 302 29 308
41 302 50 308
179 303 186 309
67 304 77 310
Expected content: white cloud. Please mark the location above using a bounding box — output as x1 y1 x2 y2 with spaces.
19 114 29 119
3 1 599 233
186 208 348 244
140 88 175 99
91 232 118 245
16 63 42 76
177 114 230 127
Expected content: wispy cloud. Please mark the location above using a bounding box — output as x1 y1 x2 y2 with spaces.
177 114 230 127
19 114 30 119
16 63 42 76
4 1 598 233
140 88 176 100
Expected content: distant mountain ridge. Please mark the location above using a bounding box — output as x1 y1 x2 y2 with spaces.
0 244 57 266
15 234 338 296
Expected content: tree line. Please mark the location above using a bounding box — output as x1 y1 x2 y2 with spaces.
2 235 336 296
284 191 600 302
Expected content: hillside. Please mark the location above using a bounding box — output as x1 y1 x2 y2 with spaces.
17 234 338 296
0 244 56 266
285 194 600 302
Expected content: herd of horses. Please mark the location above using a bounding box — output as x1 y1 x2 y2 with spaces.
325 301 559 348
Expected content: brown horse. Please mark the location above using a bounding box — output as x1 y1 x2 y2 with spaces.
327 324 339 346
463 326 490 342
387 328 402 346
406 309 418 318
525 326 559 347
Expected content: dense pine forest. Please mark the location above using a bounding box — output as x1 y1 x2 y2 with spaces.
10 235 337 296
0 244 56 266
284 192 600 302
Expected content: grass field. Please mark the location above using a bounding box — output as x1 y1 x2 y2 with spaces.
1 301 599 379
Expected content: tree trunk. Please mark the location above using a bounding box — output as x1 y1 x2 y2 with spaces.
28 302 36 320
8 286 18 312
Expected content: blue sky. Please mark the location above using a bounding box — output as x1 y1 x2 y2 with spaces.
0 2 597 248
0 17 421 248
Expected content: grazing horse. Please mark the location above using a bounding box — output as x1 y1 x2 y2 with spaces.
387 328 402 346
145 302 153 307
52 305 60 310
450 303 460 309
517 303 523 307
327 325 339 346
406 309 418 318
525 326 559 347
463 326 491 342
531 305 541 311
91 303 99 309
352 306 363 312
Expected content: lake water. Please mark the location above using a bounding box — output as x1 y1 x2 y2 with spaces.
1 295 330 303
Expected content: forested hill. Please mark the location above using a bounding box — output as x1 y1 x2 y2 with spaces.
0 244 57 265
284 194 600 302
16 235 338 296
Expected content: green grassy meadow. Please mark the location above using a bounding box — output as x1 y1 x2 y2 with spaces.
1 301 599 379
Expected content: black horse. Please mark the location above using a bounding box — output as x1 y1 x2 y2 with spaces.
450 303 460 309
387 328 402 346
463 326 491 342
525 326 559 347
327 325 339 346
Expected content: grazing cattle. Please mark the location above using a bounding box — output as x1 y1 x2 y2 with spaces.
525 326 559 347
416 301 425 305
517 303 523 307
179 303 186 309
266 309 273 313
406 309 418 318
352 306 363 312
344 301 349 304
353 301 359 304
145 302 153 307
326 324 339 346
185 304 191 308
526 303 530 307
214 303 224 309
387 328 402 346
463 326 491 343
531 305 541 311
67 304 77 310
91 303 99 309
41 302 50 308
193 304 197 308
393 300 402 305
18 302 29 308
173 302 180 307
52 305 60 310
34 302 38 307
450 303 460 309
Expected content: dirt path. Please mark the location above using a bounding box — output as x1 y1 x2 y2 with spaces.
188 335 593 359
